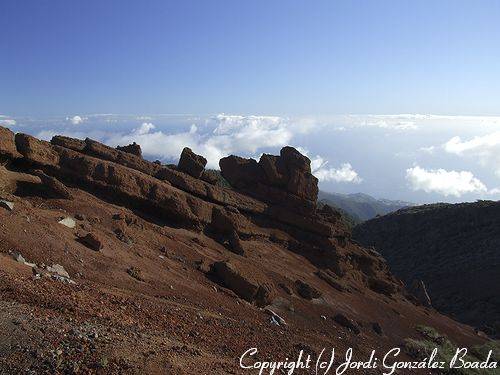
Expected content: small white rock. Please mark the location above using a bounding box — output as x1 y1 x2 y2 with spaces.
58 217 76 228
47 264 70 279
0 200 14 211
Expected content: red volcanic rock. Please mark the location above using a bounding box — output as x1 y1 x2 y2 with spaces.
219 155 264 188
220 146 318 204
0 126 22 159
333 313 360 335
259 154 287 187
32 169 73 200
286 168 318 201
317 204 342 224
280 146 311 172
80 232 103 251
177 147 207 178
0 130 488 372
51 135 86 152
200 169 220 185
228 230 245 255
15 133 59 166
83 138 162 177
54 146 210 229
116 142 142 157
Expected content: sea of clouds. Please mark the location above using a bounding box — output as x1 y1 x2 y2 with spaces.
2 113 500 203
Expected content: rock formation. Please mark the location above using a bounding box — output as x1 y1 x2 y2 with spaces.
177 147 207 178
116 142 142 157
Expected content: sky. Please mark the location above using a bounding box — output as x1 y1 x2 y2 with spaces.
1 1 500 203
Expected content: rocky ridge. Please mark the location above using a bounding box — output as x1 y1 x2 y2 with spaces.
0 125 491 373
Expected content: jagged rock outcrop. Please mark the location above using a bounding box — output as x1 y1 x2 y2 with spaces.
354 202 500 337
177 147 207 178
0 126 22 160
15 133 59 167
116 142 142 157
219 146 318 213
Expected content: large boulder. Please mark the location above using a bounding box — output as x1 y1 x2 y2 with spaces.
15 133 59 166
0 126 22 159
177 147 207 178
295 279 322 300
210 261 274 307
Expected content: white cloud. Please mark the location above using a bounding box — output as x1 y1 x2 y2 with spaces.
67 115 86 125
406 166 487 197
443 132 500 176
308 154 361 183
106 115 295 169
0 118 16 127
314 162 362 183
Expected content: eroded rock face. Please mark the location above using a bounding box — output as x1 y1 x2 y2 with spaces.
15 133 59 167
220 146 318 207
0 126 22 159
32 170 73 200
177 147 207 178
219 156 263 188
116 142 142 157
51 135 86 152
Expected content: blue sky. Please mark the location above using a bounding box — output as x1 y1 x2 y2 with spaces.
1 1 500 203
1 0 499 115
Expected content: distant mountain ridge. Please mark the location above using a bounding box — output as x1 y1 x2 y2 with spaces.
353 200 500 337
318 191 412 222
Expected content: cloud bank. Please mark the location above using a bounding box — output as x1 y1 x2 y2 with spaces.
444 132 500 176
310 155 361 183
406 166 487 197
103 114 362 184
